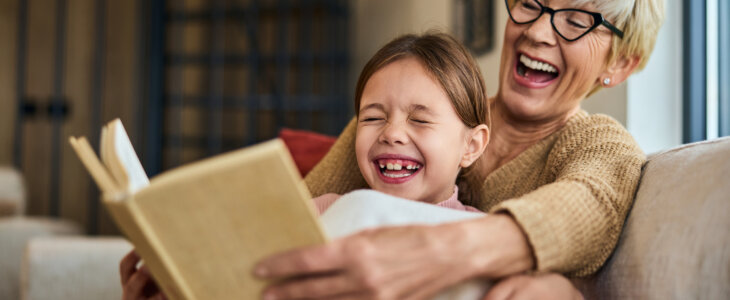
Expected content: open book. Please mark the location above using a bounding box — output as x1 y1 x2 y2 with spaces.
69 119 327 299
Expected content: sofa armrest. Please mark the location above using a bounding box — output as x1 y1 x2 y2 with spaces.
0 167 25 216
0 217 82 300
20 236 132 300
574 137 730 299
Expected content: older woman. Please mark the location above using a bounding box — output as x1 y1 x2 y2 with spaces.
250 0 665 298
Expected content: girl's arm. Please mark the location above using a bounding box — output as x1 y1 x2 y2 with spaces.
484 273 584 300
120 251 166 300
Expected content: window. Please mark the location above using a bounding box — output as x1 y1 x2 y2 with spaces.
684 0 730 142
720 0 730 136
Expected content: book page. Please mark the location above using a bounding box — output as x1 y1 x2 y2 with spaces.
100 124 126 189
68 136 120 194
109 119 150 193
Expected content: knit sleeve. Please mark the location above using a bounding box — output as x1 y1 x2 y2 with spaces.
489 116 646 277
304 117 369 197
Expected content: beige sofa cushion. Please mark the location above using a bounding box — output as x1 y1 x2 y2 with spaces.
20 237 132 300
576 137 730 299
0 167 25 216
0 217 81 300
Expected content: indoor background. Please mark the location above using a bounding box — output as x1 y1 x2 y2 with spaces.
0 0 727 234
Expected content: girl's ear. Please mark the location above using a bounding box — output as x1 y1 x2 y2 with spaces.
460 124 490 168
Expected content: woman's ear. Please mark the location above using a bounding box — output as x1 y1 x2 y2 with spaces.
600 55 640 87
460 124 490 168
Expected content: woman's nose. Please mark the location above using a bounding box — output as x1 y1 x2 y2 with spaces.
379 121 409 145
524 14 557 46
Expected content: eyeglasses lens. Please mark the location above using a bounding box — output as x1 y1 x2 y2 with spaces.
507 0 596 40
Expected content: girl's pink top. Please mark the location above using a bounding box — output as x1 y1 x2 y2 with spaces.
311 186 483 215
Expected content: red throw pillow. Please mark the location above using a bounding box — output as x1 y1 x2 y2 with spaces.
278 128 337 177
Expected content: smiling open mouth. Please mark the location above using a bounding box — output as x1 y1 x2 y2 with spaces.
517 54 559 83
375 158 422 179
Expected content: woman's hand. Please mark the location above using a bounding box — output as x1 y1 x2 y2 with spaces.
254 214 534 300
483 273 584 300
256 225 463 299
120 250 167 300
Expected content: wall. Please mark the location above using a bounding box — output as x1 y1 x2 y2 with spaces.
0 0 18 166
626 0 683 153
350 0 452 116
0 0 141 234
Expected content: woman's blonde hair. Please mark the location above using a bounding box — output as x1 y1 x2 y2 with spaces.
354 32 490 203
571 0 664 95
577 0 666 70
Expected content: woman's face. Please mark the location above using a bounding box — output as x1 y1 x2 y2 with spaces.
497 0 615 121
355 57 474 204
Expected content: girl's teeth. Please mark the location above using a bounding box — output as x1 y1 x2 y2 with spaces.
378 159 421 170
383 173 410 178
385 163 403 170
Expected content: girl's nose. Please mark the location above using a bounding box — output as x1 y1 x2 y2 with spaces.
379 121 409 145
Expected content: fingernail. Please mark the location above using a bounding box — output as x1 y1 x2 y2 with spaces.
263 290 277 300
255 266 268 277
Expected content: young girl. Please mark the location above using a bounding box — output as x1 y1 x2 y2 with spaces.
311 32 490 216
120 32 493 300
262 32 494 299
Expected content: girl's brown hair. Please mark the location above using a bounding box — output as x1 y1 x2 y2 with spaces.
354 31 490 204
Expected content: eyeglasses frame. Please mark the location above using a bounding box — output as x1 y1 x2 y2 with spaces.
504 0 624 42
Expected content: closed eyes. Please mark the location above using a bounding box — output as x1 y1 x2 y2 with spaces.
360 117 383 122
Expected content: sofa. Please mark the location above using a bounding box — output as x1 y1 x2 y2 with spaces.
2 135 729 299
0 168 84 300
572 136 730 299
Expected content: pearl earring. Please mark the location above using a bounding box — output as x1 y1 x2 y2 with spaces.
603 78 611 86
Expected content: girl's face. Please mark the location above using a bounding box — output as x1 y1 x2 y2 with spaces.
355 57 482 204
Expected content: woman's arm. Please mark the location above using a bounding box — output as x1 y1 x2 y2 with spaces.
285 114 643 298
488 115 645 276
311 115 646 277
254 214 533 300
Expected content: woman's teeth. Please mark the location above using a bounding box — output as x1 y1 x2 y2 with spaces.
519 55 557 73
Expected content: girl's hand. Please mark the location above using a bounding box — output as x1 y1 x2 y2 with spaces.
483 273 584 300
120 250 167 300
254 215 533 300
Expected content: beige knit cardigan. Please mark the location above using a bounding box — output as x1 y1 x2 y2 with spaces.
304 110 646 277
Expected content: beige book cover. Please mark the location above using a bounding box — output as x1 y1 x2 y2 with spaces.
69 119 327 299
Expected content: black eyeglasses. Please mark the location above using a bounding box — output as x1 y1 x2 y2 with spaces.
504 0 624 42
